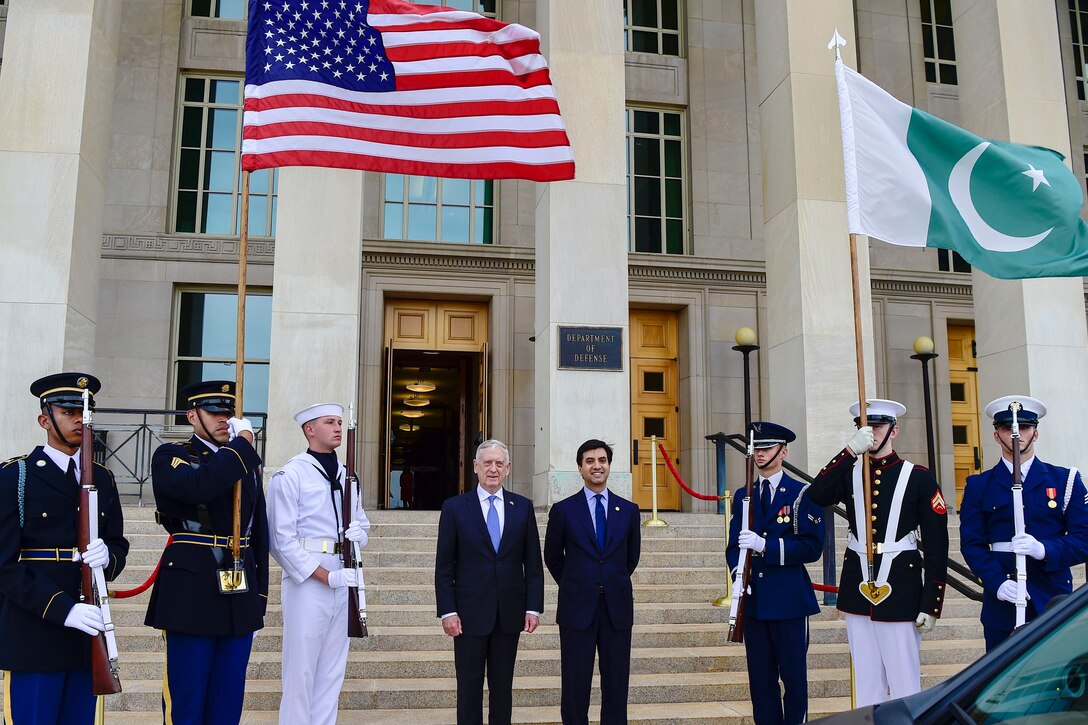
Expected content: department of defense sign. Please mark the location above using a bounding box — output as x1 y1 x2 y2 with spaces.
558 327 623 371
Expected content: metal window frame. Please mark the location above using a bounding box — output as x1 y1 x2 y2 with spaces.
381 175 496 244
623 0 683 57
625 106 687 255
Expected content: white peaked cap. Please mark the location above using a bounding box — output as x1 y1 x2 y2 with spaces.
848 398 907 420
294 403 344 427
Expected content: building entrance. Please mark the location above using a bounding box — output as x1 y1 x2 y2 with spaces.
381 300 489 510
947 323 983 506
630 309 681 510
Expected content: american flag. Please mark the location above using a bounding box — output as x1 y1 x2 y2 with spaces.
242 0 575 181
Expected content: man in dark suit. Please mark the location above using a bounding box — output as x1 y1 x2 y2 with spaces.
544 439 641 725
434 439 545 725
145 380 269 725
0 372 128 725
726 422 824 725
961 395 1088 651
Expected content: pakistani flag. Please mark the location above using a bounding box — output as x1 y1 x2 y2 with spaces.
835 58 1088 279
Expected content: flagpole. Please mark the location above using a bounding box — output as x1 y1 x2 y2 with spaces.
232 169 251 568
849 232 874 588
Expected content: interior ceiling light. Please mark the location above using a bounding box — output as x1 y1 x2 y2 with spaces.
398 423 420 432
400 410 424 418
404 395 430 407
406 380 436 393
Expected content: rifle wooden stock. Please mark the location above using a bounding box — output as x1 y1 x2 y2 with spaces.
343 423 368 638
1009 403 1028 629
80 412 122 695
727 443 757 643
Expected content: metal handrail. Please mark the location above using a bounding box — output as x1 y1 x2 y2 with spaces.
91 408 267 504
721 433 984 602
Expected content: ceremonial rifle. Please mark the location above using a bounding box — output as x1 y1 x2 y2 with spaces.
1009 401 1028 629
727 429 756 642
343 404 369 637
79 388 122 695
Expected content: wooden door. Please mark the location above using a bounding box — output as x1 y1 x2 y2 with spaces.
947 324 983 505
630 310 680 510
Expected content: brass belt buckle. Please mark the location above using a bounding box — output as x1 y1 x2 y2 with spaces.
217 564 250 594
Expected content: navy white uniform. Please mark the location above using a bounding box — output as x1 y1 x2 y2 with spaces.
0 373 128 725
960 395 1088 651
726 422 823 725
145 381 268 725
267 402 370 725
808 400 949 706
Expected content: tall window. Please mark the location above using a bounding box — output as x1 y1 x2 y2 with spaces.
626 108 685 255
920 0 957 84
937 249 971 273
1072 0 1088 100
382 175 494 244
624 0 681 56
175 76 277 237
189 0 244 19
173 290 272 415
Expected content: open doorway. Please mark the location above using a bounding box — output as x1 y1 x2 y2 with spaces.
383 349 487 510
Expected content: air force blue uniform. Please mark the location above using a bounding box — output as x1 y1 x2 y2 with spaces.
960 459 1088 648
727 423 824 725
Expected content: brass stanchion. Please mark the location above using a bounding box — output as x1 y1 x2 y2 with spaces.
643 434 667 527
712 488 732 607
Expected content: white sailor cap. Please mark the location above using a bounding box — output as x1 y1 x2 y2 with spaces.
984 395 1046 427
294 403 344 427
849 399 907 425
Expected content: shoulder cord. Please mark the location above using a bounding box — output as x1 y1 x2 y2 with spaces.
17 459 26 528
792 483 810 536
1064 467 1079 514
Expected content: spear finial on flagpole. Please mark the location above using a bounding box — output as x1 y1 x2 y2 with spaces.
828 28 847 59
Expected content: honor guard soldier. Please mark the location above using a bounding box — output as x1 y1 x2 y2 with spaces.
145 380 269 725
267 403 370 725
960 396 1088 651
726 422 824 725
808 399 949 707
0 373 129 725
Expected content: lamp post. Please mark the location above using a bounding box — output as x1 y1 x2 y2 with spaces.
911 336 939 474
732 327 759 430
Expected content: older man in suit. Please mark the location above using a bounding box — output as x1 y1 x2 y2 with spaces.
434 439 545 725
544 439 641 725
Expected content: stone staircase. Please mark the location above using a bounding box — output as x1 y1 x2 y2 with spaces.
0 505 995 723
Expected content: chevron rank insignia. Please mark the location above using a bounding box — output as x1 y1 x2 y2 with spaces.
170 457 189 469
931 490 947 515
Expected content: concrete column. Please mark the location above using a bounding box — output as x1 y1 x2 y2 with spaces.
265 168 365 475
755 2 874 472
534 0 631 504
954 0 1088 472
0 2 119 452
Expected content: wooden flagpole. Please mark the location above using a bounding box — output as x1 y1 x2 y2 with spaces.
231 169 251 568
848 232 875 589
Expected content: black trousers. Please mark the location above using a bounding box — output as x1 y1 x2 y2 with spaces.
559 594 632 725
453 622 521 725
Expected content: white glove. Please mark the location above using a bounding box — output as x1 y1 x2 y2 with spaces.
80 538 110 569
328 568 359 589
1011 533 1046 560
847 426 875 455
996 580 1030 603
915 612 936 632
738 530 766 554
227 417 254 439
64 603 105 636
345 520 369 546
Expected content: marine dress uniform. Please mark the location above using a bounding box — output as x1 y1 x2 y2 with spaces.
960 396 1088 651
0 373 128 725
267 403 371 725
808 400 949 707
726 422 824 725
145 381 268 725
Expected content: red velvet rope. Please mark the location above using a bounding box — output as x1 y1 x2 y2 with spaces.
109 535 172 599
812 583 839 593
657 444 719 501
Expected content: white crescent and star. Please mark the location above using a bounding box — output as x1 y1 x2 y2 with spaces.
947 141 1054 253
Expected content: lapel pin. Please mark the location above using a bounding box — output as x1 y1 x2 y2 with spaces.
614 506 620 512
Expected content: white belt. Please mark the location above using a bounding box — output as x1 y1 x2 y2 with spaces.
848 530 918 556
989 542 1012 552
297 537 342 554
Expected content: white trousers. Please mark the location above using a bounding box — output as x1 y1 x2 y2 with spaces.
844 613 922 707
279 561 350 725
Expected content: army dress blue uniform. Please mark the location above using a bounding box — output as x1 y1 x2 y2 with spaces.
0 373 129 725
726 424 824 725
145 381 269 725
960 396 1088 651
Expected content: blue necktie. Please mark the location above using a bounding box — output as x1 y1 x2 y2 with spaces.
486 495 501 552
594 493 607 550
760 480 771 516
